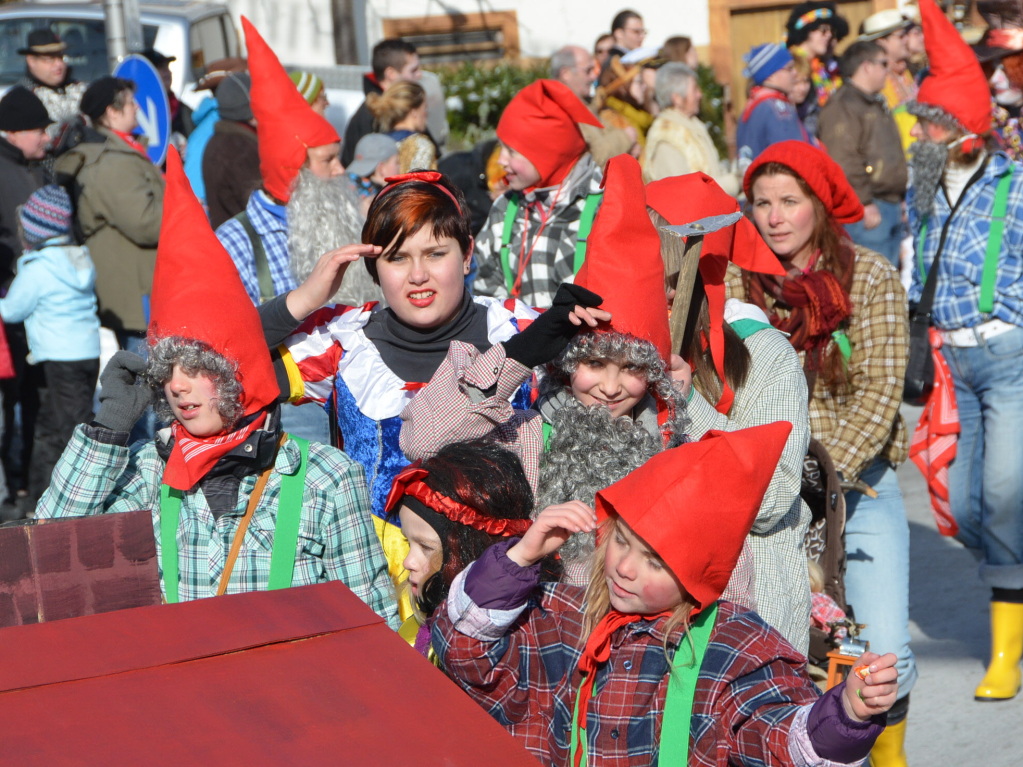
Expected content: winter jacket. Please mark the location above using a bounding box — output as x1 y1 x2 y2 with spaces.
737 88 811 172
182 96 220 203
54 128 164 333
203 119 261 229
20 73 87 139
0 236 99 362
341 73 384 167
818 84 908 205
0 136 48 285
641 109 740 195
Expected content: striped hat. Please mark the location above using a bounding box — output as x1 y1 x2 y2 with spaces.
20 185 72 247
742 43 793 85
288 70 325 104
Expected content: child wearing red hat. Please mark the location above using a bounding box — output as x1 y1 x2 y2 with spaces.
472 79 606 308
36 150 398 627
435 423 899 767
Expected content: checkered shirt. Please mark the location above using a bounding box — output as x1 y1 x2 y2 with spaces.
36 425 399 628
727 248 909 482
473 155 603 308
434 545 837 767
216 190 297 305
908 151 1023 330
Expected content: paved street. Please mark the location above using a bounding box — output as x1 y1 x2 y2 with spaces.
896 405 1019 765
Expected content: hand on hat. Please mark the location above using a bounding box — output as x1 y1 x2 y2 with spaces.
286 243 383 320
95 351 153 433
502 283 609 369
507 501 598 568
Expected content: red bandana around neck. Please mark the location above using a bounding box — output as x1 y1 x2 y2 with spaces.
163 411 268 491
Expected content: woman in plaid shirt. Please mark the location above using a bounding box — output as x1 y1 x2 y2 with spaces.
435 424 898 767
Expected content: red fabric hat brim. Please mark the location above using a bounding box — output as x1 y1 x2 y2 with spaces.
243 17 339 202
595 422 793 611
149 149 279 417
496 79 603 188
743 140 864 225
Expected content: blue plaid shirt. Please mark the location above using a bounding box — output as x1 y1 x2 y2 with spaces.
908 151 1023 330
215 190 297 305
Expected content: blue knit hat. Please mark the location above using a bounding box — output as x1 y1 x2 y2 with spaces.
20 185 72 247
742 43 793 85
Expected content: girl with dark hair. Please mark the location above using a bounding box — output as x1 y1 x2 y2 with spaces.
384 439 542 660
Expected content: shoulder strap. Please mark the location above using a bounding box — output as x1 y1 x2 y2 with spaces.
979 166 1015 314
235 210 274 304
499 194 521 295
267 434 310 590
159 485 183 603
573 192 603 274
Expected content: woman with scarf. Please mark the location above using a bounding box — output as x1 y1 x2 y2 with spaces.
733 140 915 766
36 151 398 628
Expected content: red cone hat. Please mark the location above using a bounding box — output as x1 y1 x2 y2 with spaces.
575 154 671 360
914 0 991 138
149 148 279 418
595 421 793 612
243 17 339 202
646 172 785 414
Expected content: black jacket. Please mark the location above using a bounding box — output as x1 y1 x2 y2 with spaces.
0 137 48 286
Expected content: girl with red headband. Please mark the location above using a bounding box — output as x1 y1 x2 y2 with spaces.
735 139 915 762
434 424 899 767
384 439 543 661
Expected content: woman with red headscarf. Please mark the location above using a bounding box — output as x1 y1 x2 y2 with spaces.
733 140 915 765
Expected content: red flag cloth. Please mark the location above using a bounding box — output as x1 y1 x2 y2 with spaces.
909 328 960 537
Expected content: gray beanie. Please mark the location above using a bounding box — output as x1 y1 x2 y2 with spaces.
215 73 253 122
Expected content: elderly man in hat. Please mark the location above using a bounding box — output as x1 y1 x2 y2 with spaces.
17 29 87 138
859 9 918 153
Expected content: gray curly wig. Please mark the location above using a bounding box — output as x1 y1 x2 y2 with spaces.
146 336 244 430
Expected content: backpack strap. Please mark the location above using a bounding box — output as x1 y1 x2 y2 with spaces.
235 210 274 303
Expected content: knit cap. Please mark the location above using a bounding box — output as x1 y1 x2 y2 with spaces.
289 71 325 105
742 43 793 85
20 185 72 247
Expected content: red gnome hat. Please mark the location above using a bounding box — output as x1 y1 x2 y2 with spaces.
914 0 992 145
150 149 279 423
243 17 339 202
647 172 785 414
595 421 793 613
496 79 602 189
575 154 671 361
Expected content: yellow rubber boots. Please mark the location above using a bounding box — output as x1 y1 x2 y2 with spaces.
868 719 907 767
974 601 1023 701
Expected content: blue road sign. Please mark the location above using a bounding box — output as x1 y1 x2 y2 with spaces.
113 55 171 166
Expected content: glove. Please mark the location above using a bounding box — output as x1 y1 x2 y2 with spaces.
503 283 604 369
95 351 152 433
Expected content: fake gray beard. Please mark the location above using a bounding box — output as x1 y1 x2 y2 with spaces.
286 169 380 306
909 140 949 218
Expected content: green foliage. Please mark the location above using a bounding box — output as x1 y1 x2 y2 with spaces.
437 59 549 149
696 63 728 161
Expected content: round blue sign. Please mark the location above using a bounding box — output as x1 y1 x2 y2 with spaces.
113 55 171 166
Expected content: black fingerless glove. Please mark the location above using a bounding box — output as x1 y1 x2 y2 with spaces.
95 351 153 433
502 283 603 369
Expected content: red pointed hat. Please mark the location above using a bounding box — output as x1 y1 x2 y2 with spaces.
243 17 339 202
575 154 671 361
647 172 785 415
149 148 279 418
595 421 793 612
913 0 991 138
496 79 603 188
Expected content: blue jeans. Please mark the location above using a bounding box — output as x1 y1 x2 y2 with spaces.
844 199 903 267
279 401 332 445
941 327 1023 589
845 460 917 698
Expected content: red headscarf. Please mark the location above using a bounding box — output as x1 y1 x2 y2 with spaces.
243 17 340 202
496 79 602 188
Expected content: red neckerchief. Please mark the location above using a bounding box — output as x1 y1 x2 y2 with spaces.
112 129 148 156
572 609 671 767
163 411 268 491
740 86 789 124
512 184 565 298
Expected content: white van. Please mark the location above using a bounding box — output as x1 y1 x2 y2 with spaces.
0 0 238 105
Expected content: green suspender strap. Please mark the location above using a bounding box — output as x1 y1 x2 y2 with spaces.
499 192 603 296
542 421 553 451
916 167 1014 314
568 602 718 767
158 435 311 602
236 211 274 304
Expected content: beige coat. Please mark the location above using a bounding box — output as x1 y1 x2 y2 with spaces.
641 109 740 195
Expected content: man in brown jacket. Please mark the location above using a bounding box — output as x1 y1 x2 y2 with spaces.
819 40 907 266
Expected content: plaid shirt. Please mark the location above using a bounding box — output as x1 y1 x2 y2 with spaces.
727 248 909 482
216 190 296 305
908 151 1023 330
435 543 855 767
474 155 603 308
36 425 399 628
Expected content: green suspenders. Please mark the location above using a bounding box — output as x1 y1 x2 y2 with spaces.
499 191 603 296
158 435 310 603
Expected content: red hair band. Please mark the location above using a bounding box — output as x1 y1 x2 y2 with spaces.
385 462 532 537
377 171 462 214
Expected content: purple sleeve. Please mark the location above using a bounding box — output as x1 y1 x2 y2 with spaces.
463 539 541 610
806 683 887 763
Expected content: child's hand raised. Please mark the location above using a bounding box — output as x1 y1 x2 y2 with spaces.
286 244 383 320
840 652 899 722
507 502 597 568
